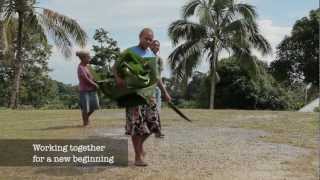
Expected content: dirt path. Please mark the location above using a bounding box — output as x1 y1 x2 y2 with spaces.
0 110 317 180
89 126 318 180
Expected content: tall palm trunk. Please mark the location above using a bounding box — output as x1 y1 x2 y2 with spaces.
209 61 216 109
209 48 218 109
9 11 23 109
0 21 4 54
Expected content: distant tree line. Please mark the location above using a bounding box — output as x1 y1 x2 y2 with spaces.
0 5 318 110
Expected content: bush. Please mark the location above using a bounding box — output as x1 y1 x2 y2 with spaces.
176 100 200 108
40 104 68 110
212 57 295 110
0 107 9 110
17 105 35 110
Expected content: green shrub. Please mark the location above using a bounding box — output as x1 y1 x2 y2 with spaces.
0 107 9 110
40 104 68 110
177 100 200 108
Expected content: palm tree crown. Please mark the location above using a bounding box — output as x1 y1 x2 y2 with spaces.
0 0 87 108
1 0 87 57
168 0 272 108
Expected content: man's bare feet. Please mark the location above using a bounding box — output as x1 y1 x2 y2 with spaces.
142 151 146 158
83 119 89 127
155 133 165 138
134 160 148 166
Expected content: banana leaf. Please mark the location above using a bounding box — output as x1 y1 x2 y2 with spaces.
94 49 159 107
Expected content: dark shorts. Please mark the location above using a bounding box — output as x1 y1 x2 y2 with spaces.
79 91 100 113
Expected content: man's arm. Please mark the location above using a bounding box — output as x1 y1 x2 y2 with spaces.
156 56 171 102
157 78 171 102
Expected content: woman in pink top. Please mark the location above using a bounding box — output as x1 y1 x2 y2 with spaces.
76 51 99 126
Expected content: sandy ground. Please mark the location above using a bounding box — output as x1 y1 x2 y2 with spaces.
85 126 318 180
0 110 318 180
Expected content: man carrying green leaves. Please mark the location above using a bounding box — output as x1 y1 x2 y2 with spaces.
112 28 170 166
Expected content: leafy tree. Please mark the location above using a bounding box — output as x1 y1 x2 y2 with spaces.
270 9 319 87
54 81 79 109
162 77 185 105
185 71 207 100
212 57 296 110
0 18 57 107
168 0 271 109
90 28 120 108
90 28 120 79
0 0 87 108
0 60 11 106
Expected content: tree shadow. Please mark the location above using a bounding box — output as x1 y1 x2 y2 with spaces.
33 166 109 177
29 125 84 131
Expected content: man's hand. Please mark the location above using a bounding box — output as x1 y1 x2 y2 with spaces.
164 93 172 102
149 97 156 104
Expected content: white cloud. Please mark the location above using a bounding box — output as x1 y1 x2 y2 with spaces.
47 47 79 85
42 0 292 84
42 0 184 31
41 0 186 84
253 19 291 63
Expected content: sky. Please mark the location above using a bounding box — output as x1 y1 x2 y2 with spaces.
37 0 319 85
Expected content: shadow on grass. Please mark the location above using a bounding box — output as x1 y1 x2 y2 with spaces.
32 166 111 177
29 125 84 131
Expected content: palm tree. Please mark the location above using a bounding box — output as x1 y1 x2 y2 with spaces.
168 0 271 109
0 0 87 108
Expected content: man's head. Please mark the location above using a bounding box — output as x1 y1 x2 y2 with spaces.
139 28 154 50
150 40 160 54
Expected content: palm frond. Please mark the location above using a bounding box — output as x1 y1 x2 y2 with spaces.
42 8 87 47
233 3 257 21
168 0 272 85
173 51 201 81
220 1 256 31
229 39 262 79
168 40 204 80
3 17 16 52
0 22 7 55
213 0 232 12
197 4 213 25
248 33 272 55
0 0 9 15
223 18 256 35
182 0 201 19
25 12 47 44
38 13 72 57
168 19 207 45
184 50 202 78
3 1 16 21
1 17 17 64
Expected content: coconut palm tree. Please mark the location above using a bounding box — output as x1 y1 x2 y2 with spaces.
0 0 87 108
168 0 271 109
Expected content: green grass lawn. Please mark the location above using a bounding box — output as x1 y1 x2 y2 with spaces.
0 109 318 180
0 109 316 148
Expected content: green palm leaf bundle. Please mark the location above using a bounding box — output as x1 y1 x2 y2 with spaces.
96 49 159 107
